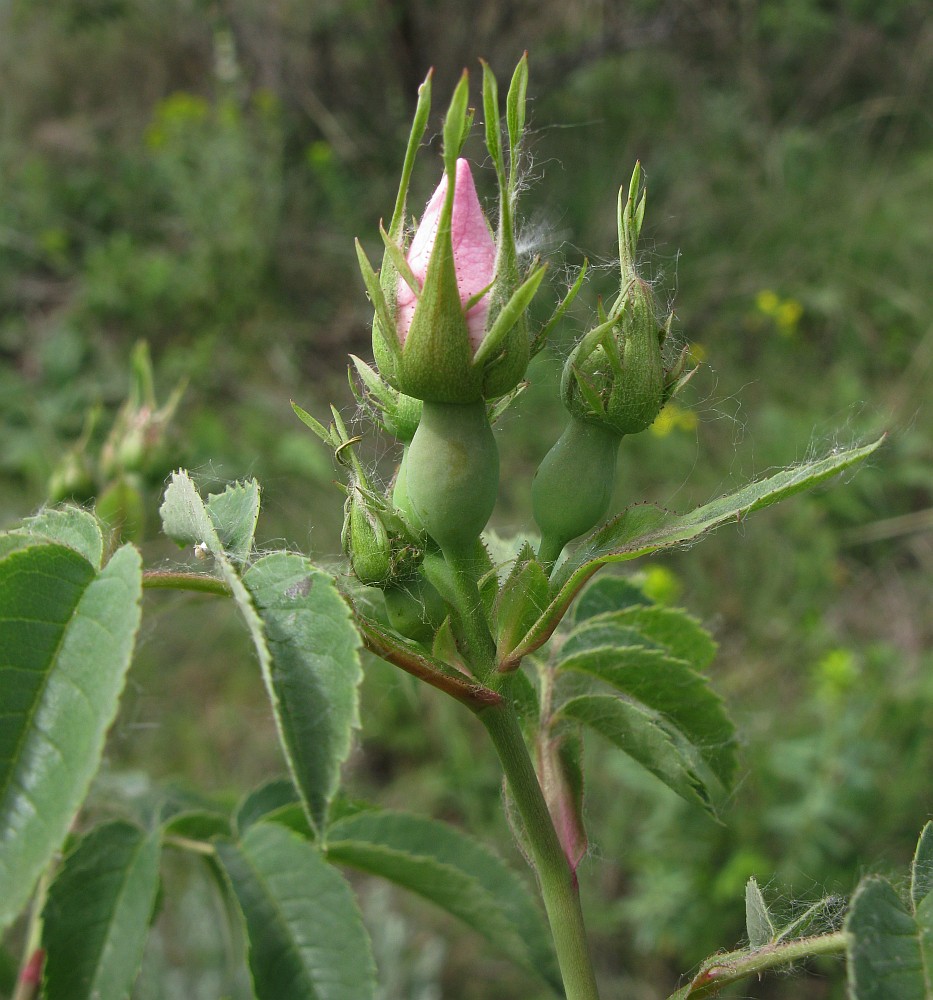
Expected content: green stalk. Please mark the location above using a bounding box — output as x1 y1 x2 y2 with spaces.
477 693 602 1000
143 570 231 596
434 549 601 997
677 931 847 997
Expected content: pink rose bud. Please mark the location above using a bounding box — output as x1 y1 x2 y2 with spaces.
397 158 496 352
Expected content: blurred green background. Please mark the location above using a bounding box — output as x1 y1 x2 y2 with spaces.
1 0 932 997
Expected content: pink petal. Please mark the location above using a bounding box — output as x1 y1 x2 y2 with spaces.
396 159 496 352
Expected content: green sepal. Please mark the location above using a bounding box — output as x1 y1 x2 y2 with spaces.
480 60 506 183
473 264 546 369
394 139 486 402
349 356 422 443
291 400 336 448
442 71 471 173
620 162 645 266
387 69 433 241
486 382 527 424
533 260 588 357
506 53 528 191
369 69 433 392
379 221 421 300
356 238 401 372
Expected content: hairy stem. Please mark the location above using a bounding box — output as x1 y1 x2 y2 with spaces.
677 930 847 998
477 692 601 1000
142 570 231 596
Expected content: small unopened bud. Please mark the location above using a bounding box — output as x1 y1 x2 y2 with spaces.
341 481 424 587
561 164 694 437
342 487 393 585
101 341 184 478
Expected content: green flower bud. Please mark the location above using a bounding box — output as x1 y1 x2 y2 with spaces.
561 164 692 437
96 475 146 544
342 486 393 585
341 482 424 587
101 341 184 479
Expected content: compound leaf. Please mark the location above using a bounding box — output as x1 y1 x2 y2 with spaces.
42 821 160 1000
217 822 375 1000
327 809 561 993
0 542 142 931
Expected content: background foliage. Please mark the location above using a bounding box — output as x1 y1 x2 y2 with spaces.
1 1 931 996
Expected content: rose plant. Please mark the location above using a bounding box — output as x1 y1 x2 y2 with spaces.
1 55 920 1000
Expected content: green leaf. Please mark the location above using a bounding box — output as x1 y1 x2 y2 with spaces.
0 542 142 931
561 621 660 659
565 606 716 671
0 945 16 995
557 694 712 812
558 438 884 589
912 822 933 909
160 473 364 836
205 480 260 562
556 642 736 788
18 507 103 568
216 822 376 1000
327 809 561 993
162 810 232 841
745 877 775 948
234 779 314 839
236 779 302 835
243 553 363 836
41 821 160 1000
846 875 933 999
609 606 717 670
159 469 224 551
513 438 883 662
571 576 649 623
